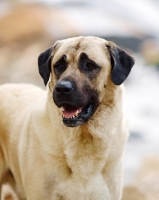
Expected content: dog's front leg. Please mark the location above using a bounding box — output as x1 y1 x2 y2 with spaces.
102 148 126 200
0 171 25 200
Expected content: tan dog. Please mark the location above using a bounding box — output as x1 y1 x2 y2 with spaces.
0 36 134 200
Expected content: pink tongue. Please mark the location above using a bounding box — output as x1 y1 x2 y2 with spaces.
62 108 82 118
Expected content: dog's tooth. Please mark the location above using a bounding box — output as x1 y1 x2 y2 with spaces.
75 110 78 116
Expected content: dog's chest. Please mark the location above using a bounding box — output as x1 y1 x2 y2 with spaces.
63 131 108 176
44 169 109 200
43 134 109 199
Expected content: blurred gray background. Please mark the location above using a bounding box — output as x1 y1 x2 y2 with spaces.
0 0 159 199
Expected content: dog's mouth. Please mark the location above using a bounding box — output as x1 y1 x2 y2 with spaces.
60 101 96 127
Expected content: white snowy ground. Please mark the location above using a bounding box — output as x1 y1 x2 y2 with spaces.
123 55 159 184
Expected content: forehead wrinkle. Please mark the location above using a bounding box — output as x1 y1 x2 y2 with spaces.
82 45 110 68
60 37 83 52
77 51 103 68
53 39 83 65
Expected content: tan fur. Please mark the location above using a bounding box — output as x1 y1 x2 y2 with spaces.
0 36 129 200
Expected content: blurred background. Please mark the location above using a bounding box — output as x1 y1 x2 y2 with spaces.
0 0 159 199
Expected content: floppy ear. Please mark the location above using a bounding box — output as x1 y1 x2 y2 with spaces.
38 47 53 86
107 44 135 85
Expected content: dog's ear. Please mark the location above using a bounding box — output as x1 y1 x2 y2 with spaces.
38 47 53 86
106 43 135 85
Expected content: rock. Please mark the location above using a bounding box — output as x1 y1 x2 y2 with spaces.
122 154 159 200
0 4 49 46
0 3 79 47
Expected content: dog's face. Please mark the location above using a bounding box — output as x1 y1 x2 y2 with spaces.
38 36 134 127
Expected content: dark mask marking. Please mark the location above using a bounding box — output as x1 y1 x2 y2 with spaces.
54 55 68 78
78 52 101 80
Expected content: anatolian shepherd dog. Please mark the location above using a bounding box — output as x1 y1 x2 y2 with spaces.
0 36 134 200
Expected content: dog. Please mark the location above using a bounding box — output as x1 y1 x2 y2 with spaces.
0 36 134 200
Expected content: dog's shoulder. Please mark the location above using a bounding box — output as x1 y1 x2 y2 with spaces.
0 83 44 99
0 83 45 115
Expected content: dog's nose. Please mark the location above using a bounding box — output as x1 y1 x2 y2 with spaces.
55 80 73 95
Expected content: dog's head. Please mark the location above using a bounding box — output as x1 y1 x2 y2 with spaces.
38 36 134 127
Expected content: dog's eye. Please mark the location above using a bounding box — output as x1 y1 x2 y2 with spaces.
85 62 97 70
54 55 67 77
54 64 65 71
83 61 100 73
79 53 100 73
54 64 67 77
